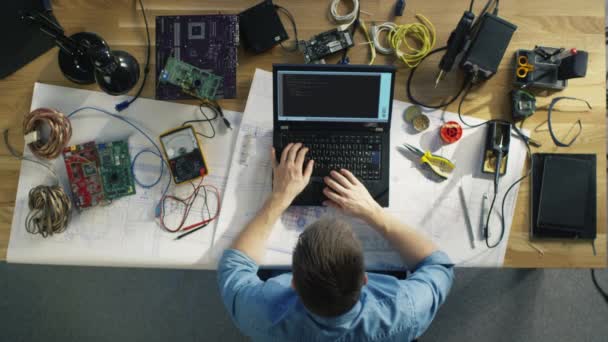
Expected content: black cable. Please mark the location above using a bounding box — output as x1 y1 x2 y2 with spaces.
484 183 499 248
469 0 475 12
116 0 151 112
591 269 608 303
406 46 472 109
456 80 534 249
276 5 299 52
484 134 532 249
456 82 485 127
340 4 361 64
546 97 590 147
174 186 211 240
182 103 218 139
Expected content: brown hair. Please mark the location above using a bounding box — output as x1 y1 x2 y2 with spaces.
292 218 365 317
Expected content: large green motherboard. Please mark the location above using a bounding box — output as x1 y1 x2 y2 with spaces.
97 141 136 200
159 56 223 100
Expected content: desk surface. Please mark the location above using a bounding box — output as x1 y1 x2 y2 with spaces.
0 0 605 267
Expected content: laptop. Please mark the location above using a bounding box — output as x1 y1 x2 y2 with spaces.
273 64 396 207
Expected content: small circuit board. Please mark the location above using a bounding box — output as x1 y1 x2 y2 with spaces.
62 141 105 209
97 141 136 200
301 29 354 63
159 56 223 100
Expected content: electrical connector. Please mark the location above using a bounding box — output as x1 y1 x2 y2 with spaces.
115 100 131 112
394 0 405 16
24 130 40 144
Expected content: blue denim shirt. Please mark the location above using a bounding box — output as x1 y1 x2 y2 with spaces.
217 249 454 342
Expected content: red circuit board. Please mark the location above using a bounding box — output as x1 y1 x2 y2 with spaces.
62 141 105 209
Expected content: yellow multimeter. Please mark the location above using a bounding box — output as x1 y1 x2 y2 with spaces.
159 125 209 184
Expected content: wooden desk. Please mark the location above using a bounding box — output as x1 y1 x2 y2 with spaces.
0 0 605 267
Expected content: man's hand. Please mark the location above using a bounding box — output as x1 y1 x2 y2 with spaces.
271 143 314 208
323 169 383 224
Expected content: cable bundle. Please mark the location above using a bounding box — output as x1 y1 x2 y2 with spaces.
330 0 359 31
387 14 436 67
159 179 221 236
372 22 397 55
25 185 71 237
23 108 72 159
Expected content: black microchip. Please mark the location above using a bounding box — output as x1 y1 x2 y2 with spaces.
83 163 97 176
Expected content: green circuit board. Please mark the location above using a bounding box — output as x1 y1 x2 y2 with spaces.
97 141 136 200
159 56 223 100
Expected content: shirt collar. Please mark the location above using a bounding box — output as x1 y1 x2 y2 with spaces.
306 300 363 327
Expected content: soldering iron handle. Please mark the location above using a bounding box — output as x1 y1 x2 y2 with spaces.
439 11 475 73
494 150 503 188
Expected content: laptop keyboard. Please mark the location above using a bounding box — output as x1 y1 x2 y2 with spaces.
278 133 382 180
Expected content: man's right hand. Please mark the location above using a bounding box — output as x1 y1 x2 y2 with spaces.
322 169 383 225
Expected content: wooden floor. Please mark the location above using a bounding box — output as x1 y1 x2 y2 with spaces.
0 0 605 267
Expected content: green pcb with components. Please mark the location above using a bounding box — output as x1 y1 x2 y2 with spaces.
97 141 136 200
159 56 223 100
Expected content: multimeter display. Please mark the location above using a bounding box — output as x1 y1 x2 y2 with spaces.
160 125 208 184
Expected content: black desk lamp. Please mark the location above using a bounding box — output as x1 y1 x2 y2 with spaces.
23 11 140 96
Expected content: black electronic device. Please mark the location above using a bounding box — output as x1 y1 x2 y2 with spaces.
23 12 140 95
511 89 536 120
558 51 588 80
160 125 209 184
273 64 396 207
239 0 288 53
482 122 510 176
300 29 354 64
531 153 596 239
461 13 517 81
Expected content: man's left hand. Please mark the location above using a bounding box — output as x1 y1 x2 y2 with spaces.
271 143 314 208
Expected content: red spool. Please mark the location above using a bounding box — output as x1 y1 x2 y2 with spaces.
440 121 462 144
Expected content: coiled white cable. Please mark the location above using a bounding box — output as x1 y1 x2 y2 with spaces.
330 0 359 31
372 22 396 55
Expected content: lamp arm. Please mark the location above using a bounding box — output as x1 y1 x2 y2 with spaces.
22 12 86 57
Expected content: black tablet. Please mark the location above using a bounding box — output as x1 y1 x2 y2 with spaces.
530 153 596 239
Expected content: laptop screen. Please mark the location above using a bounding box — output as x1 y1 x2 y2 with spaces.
276 70 392 123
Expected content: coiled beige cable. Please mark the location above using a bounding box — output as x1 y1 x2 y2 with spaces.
25 185 71 237
23 108 72 159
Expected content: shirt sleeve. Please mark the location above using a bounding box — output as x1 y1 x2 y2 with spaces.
217 248 265 333
401 250 455 339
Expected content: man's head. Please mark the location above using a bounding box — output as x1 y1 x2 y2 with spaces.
292 218 366 317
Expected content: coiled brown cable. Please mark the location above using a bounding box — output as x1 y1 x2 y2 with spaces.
23 108 72 159
25 185 71 237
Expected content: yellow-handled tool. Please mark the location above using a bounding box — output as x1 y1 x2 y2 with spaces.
400 143 456 179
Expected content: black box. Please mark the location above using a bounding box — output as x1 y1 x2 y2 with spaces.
239 0 288 53
461 13 517 80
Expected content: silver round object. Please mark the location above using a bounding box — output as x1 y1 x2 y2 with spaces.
412 114 430 132
404 105 423 122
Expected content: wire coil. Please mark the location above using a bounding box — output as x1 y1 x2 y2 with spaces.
388 14 436 67
23 108 72 159
372 22 397 55
25 185 71 237
330 0 359 31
